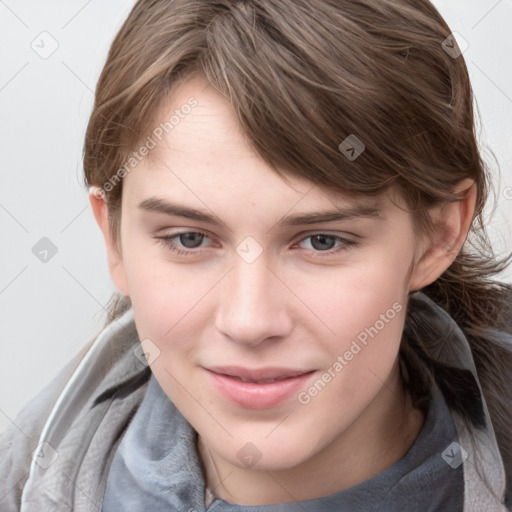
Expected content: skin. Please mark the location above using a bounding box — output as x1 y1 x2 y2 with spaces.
90 76 476 505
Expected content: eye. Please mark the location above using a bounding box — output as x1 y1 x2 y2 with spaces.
155 231 213 254
297 234 356 253
176 232 206 248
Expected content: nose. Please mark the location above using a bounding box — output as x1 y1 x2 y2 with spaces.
214 257 293 347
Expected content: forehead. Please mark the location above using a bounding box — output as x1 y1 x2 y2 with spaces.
123 76 397 219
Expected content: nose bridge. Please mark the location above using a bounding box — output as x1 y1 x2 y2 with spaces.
215 255 291 345
231 257 271 310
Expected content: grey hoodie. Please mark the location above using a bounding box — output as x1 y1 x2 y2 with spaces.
0 292 509 511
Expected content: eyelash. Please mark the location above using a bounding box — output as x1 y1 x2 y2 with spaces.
154 231 358 258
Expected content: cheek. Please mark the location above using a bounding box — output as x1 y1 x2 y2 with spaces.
293 245 411 343
121 241 220 354
123 258 213 404
291 267 409 438
288 244 412 411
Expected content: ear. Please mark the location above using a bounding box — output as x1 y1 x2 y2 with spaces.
409 178 477 291
89 187 130 297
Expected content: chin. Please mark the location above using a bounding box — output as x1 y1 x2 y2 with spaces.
216 435 317 472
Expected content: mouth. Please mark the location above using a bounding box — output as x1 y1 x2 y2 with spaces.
204 366 316 409
208 365 313 382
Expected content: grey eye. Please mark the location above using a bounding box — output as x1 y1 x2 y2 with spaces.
179 232 205 248
309 234 337 251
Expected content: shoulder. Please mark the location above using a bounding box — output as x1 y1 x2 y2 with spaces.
0 341 90 510
0 309 148 511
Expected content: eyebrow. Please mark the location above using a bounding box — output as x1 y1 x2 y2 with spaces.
279 205 382 226
138 197 382 228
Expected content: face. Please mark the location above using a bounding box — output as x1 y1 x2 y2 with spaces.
107 76 426 471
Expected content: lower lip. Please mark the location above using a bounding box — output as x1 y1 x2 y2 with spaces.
206 369 315 409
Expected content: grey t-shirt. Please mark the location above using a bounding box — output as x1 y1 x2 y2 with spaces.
102 375 463 512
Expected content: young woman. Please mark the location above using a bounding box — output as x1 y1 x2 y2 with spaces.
2 0 511 510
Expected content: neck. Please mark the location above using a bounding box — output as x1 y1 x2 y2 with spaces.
197 361 425 505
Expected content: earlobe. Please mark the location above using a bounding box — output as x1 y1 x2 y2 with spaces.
409 179 477 291
88 187 130 297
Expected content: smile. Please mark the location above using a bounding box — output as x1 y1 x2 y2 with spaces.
205 366 316 409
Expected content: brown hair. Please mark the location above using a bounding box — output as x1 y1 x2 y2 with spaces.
83 0 512 497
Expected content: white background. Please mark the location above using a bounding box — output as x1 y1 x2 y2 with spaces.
1 0 511 433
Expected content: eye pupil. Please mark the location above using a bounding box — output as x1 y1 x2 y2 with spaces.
179 232 204 248
311 234 335 251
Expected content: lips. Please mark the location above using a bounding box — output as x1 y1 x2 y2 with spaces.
209 366 311 382
205 365 315 409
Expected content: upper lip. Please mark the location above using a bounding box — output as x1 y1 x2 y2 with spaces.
206 366 314 381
